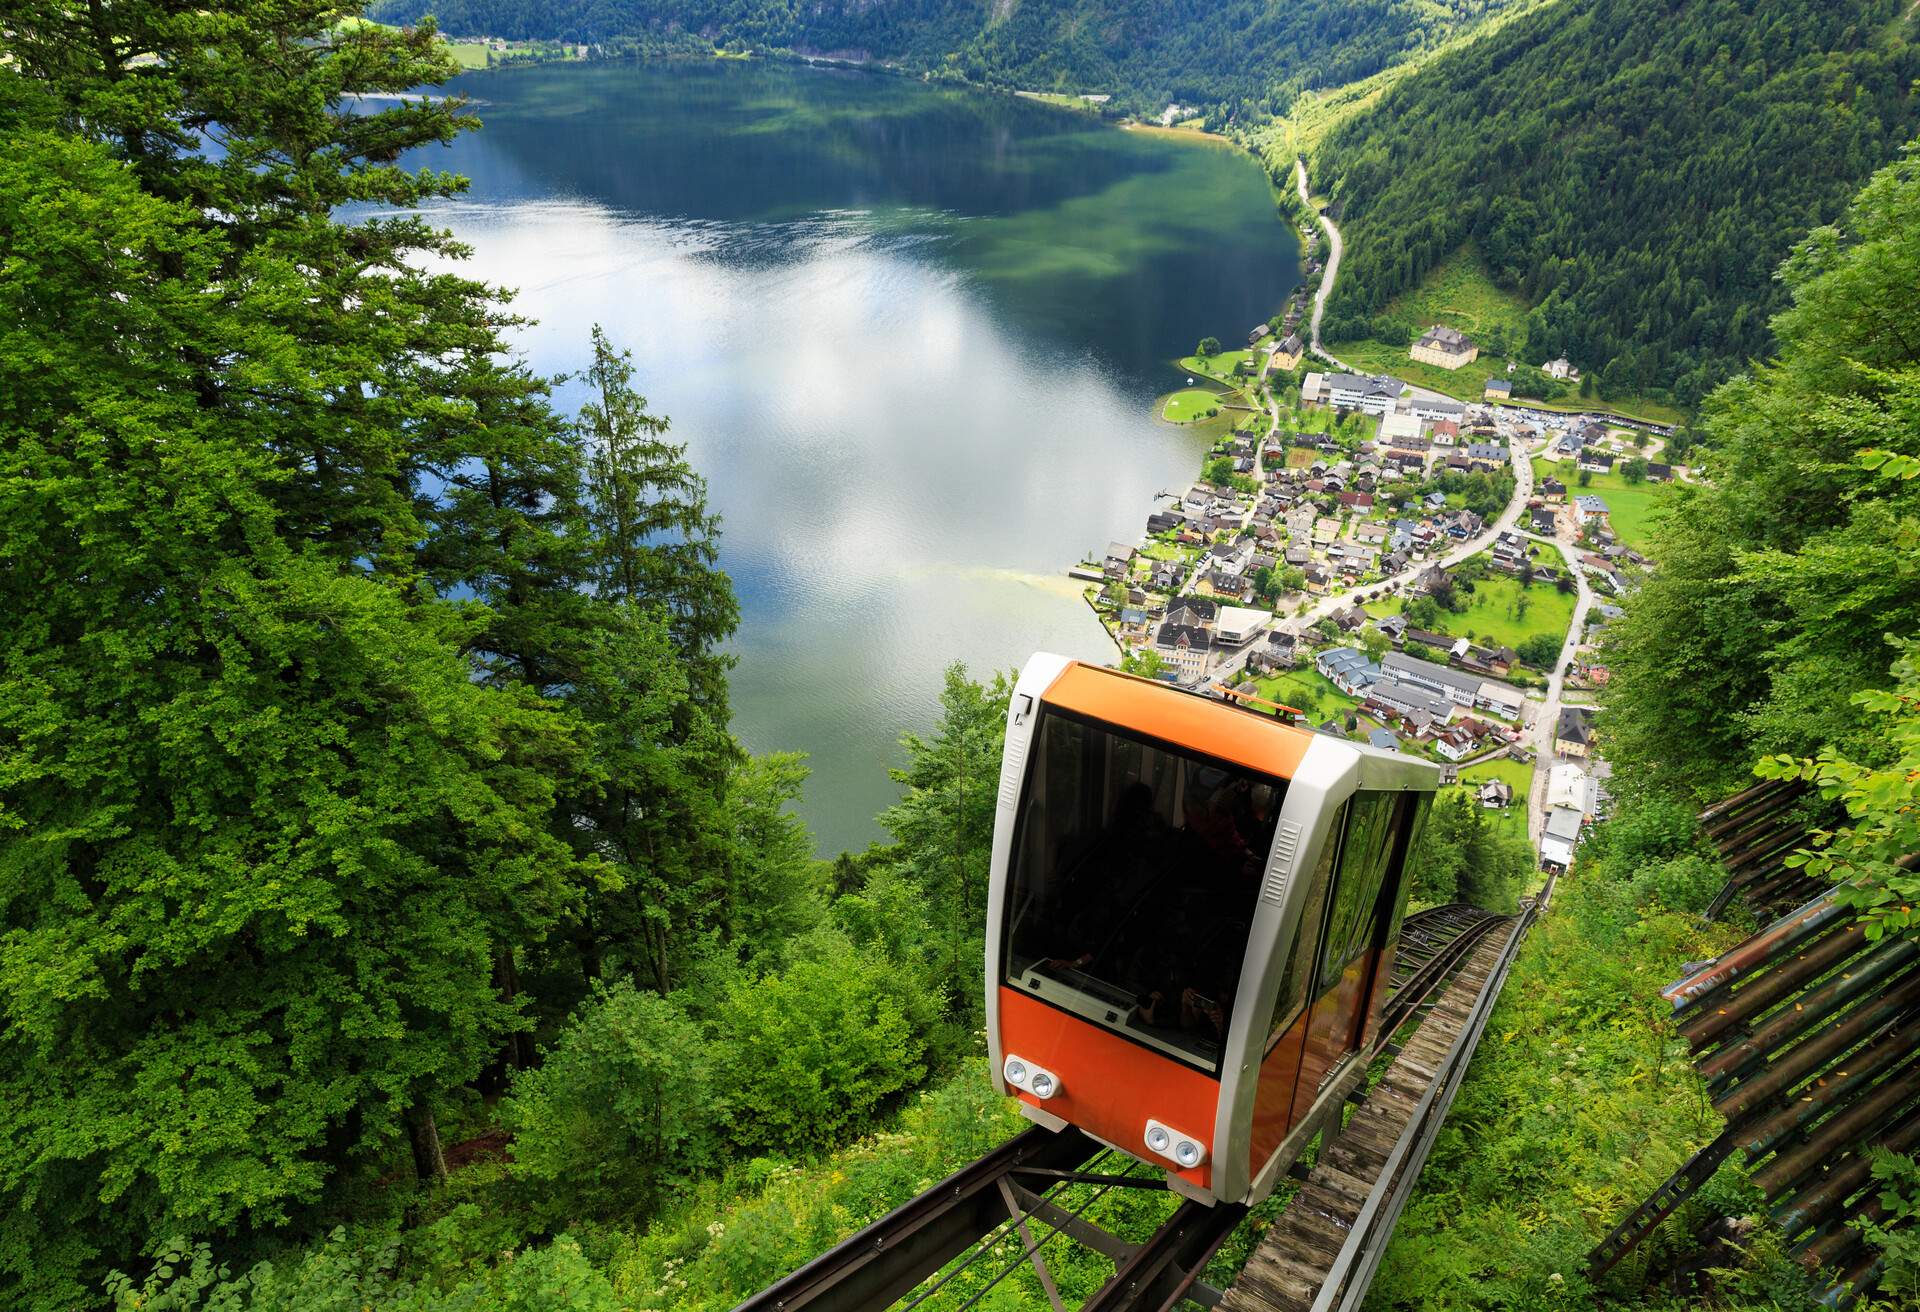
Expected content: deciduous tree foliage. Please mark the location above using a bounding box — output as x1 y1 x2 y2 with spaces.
370 0 1521 119
1315 0 1920 409
1601 144 1920 800
0 3 787 1301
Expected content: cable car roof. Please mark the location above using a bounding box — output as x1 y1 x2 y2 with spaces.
1039 662 1315 780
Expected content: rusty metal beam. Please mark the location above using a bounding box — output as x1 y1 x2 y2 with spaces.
1714 974 1920 1123
1771 1101 1920 1239
1700 940 1918 1089
1664 893 1845 1014
1737 1038 1920 1162
1753 1069 1920 1197
1697 777 1799 827
1682 919 1873 1052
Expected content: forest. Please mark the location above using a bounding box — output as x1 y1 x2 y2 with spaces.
1310 0 1920 409
0 2 1549 1304
9 0 1920 1303
365 0 1522 120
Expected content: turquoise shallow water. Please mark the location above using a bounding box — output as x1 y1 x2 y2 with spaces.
415 58 1299 852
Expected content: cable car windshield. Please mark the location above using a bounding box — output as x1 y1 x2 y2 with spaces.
1002 707 1285 1074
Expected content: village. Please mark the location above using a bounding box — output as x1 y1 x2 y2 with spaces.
1078 299 1685 877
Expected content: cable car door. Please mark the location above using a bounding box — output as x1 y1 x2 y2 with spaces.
1288 792 1408 1125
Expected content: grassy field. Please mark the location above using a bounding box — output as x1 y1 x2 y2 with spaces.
1253 667 1358 723
1322 249 1686 426
1365 569 1575 650
1533 456 1680 552
1380 247 1531 343
446 41 490 69
1014 91 1105 114
1452 755 1534 841
1177 349 1256 384
1162 388 1228 423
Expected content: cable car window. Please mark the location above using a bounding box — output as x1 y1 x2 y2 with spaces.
1002 708 1286 1075
1316 793 1403 994
1267 800 1345 1048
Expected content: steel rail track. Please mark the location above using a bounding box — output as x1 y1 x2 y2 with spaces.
1305 872 1557 1312
732 1125 1104 1312
1381 906 1507 1036
730 900 1529 1312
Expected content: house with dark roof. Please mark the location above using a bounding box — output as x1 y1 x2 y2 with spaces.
1411 325 1479 370
1555 706 1595 757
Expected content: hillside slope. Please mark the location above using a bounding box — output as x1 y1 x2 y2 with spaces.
371 0 1523 116
1310 0 1920 409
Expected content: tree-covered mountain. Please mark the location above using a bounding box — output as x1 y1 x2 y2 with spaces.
1311 0 1920 409
369 0 1525 117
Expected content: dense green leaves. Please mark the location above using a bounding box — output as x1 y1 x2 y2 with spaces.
0 1 786 1301
1409 791 1531 912
1314 0 1920 408
1601 144 1920 800
502 981 714 1220
372 0 1521 118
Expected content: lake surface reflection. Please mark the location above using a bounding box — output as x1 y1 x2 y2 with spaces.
419 58 1299 852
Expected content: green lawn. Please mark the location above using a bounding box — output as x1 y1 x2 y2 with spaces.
446 40 490 69
1177 350 1256 384
1533 456 1681 553
1377 247 1532 343
1252 667 1358 723
1161 388 1228 423
1451 756 1534 842
1367 569 1575 650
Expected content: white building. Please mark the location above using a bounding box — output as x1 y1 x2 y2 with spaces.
1547 763 1596 815
1214 606 1272 645
1540 805 1584 869
1378 412 1424 446
1324 373 1403 416
1410 397 1469 424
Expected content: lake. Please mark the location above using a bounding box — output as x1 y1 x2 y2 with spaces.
417 58 1299 853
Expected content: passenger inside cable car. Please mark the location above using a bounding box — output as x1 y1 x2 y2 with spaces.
1001 707 1285 1073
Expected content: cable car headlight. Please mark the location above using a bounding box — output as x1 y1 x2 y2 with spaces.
1002 1055 1061 1100
1144 1119 1208 1170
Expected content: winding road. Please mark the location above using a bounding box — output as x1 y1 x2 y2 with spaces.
1295 157 1345 367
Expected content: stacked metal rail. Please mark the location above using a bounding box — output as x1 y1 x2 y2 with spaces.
732 905 1514 1312
1588 889 1920 1305
1699 778 1831 920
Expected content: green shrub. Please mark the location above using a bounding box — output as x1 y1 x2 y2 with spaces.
607 1068 1022 1308
502 982 716 1222
712 933 930 1156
